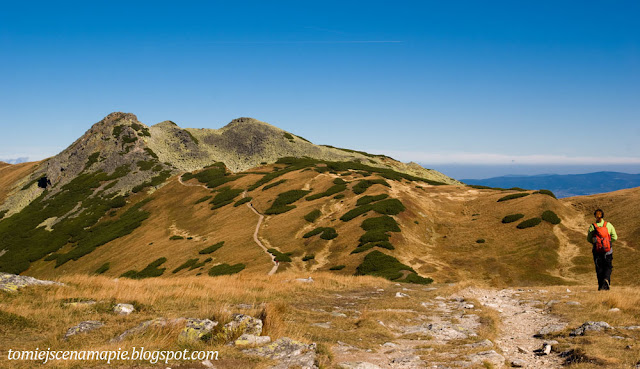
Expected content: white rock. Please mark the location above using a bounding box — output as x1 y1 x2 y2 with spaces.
395 292 409 298
609 308 621 313
337 362 382 369
114 303 135 315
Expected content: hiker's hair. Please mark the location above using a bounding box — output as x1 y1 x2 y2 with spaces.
594 208 604 217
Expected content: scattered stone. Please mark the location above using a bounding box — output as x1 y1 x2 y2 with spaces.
566 288 571 292
234 334 271 347
311 322 331 329
435 296 445 300
112 318 186 342
242 337 317 369
337 362 381 369
543 344 552 355
331 312 347 318
395 292 409 298
468 350 505 367
295 277 314 283
517 346 529 354
612 335 626 340
511 358 526 367
462 303 475 309
218 314 263 341
64 321 104 340
423 287 437 292
114 303 135 315
566 301 581 306
608 308 620 313
64 300 96 307
381 342 397 348
535 323 566 337
390 355 423 365
545 300 561 306
569 321 612 336
621 326 640 330
179 318 218 342
201 359 216 368
466 339 493 348
0 272 64 292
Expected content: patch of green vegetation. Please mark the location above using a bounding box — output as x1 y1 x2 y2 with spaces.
208 263 245 276
234 197 252 207
306 178 348 201
302 254 315 261
333 194 345 199
351 241 394 254
0 210 8 220
184 130 199 144
121 135 138 144
541 210 561 224
262 179 287 191
497 193 530 202
131 122 143 131
199 241 224 254
355 250 432 284
283 132 294 141
169 235 184 240
352 179 390 195
321 145 390 159
136 160 156 171
120 257 167 279
356 194 389 206
210 187 244 210
303 227 338 240
173 259 198 273
112 125 124 138
144 148 159 159
94 262 110 275
265 189 311 214
340 198 405 222
502 214 525 223
329 265 345 270
268 248 293 262
195 195 213 204
85 152 100 169
476 239 486 244
294 134 310 142
516 217 542 229
191 257 212 270
352 215 401 253
132 170 172 193
0 309 34 330
182 163 241 189
534 189 557 199
304 209 321 222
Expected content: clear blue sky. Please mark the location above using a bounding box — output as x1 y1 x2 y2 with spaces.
1 1 638 177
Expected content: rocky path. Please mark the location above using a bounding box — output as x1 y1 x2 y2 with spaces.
242 190 278 275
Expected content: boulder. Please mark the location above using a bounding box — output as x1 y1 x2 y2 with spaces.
234 333 271 347
0 272 63 292
114 303 135 315
179 318 218 342
535 323 566 337
64 321 104 340
511 358 526 367
215 314 263 342
569 321 612 336
468 350 505 367
337 362 381 369
242 337 317 369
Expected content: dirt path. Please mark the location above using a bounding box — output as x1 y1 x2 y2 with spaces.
177 173 209 189
242 191 278 275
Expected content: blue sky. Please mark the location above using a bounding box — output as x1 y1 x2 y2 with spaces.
1 1 638 178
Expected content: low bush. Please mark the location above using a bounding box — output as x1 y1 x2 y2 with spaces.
303 227 338 240
302 254 315 261
208 263 245 276
136 160 156 171
169 235 184 240
132 170 172 193
173 259 198 273
534 189 557 199
352 179 390 194
306 179 347 200
283 132 294 141
182 163 240 189
234 197 252 207
476 239 486 244
210 187 244 209
541 210 561 224
185 130 199 144
199 242 224 254
351 241 395 254
497 193 530 202
195 195 212 204
94 262 110 275
267 249 293 262
304 209 321 222
121 257 167 279
356 194 389 206
329 265 345 270
516 217 542 229
502 214 525 223
340 198 405 222
333 194 345 200
262 179 286 191
85 152 100 169
265 190 311 215
144 148 159 159
355 250 432 284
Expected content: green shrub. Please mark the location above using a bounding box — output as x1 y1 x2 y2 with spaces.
304 209 321 222
85 152 100 169
262 179 286 191
234 197 252 207
329 265 345 270
352 179 390 194
355 250 432 284
356 194 389 206
283 132 294 140
265 190 311 215
182 163 240 189
502 214 525 223
184 130 199 144
340 198 405 222
190 257 212 270
121 257 167 279
541 210 561 224
294 134 310 143
516 217 542 229
112 125 124 138
476 239 486 244
302 254 315 261
268 249 293 262
351 241 395 254
303 227 338 240
173 259 198 273
169 235 184 240
208 263 245 276
195 195 212 204
132 170 172 193
199 241 224 254
0 210 7 220
306 180 347 200
144 148 159 159
94 262 110 275
534 189 557 199
210 188 243 209
136 160 156 171
333 194 345 200
497 193 530 202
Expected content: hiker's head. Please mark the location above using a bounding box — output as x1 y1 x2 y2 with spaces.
594 209 604 220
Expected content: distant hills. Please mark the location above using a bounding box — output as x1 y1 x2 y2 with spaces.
462 171 640 198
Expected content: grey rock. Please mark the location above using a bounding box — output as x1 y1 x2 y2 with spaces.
511 358 526 367
608 308 620 313
234 333 271 347
295 277 314 283
64 321 104 339
311 322 331 329
220 314 262 340
465 339 493 348
566 301 581 306
395 292 409 298
242 337 317 369
114 303 135 315
535 323 566 337
569 321 612 336
468 350 505 367
517 346 529 354
179 318 218 342
337 362 382 369
0 272 64 292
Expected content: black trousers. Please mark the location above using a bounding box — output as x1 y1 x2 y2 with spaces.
592 251 613 290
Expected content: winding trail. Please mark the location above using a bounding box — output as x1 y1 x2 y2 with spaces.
177 173 209 189
242 191 279 275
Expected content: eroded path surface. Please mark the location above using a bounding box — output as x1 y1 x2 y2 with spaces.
242 190 278 275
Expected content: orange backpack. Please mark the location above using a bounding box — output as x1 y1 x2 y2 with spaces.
593 221 611 253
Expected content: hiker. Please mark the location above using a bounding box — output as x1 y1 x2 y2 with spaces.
587 209 617 290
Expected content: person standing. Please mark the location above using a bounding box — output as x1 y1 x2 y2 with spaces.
587 209 618 290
